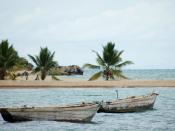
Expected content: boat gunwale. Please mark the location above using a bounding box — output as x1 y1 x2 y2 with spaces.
0 103 100 112
105 93 158 105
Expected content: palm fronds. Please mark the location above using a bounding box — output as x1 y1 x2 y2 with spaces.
52 75 60 81
84 42 133 81
112 69 128 79
115 61 134 69
28 47 58 80
0 40 19 80
88 71 102 81
92 50 106 67
83 63 99 69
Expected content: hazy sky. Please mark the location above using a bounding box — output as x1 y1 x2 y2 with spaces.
0 0 175 69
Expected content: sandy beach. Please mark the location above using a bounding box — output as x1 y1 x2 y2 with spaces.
0 77 175 88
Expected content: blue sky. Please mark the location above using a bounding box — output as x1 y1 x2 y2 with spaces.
0 0 175 69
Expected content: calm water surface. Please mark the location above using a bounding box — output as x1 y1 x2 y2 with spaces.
61 69 175 80
0 88 175 131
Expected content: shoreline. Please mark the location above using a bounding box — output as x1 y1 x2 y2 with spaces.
0 79 175 89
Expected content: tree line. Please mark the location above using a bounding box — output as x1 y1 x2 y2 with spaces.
0 40 133 80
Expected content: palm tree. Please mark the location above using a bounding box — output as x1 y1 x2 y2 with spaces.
13 57 33 71
0 40 19 80
28 47 58 80
83 42 133 81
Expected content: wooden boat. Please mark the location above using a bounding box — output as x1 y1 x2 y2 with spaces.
98 93 158 113
0 103 100 123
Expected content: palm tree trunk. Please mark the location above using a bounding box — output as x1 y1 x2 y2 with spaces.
0 68 6 80
106 75 109 80
41 70 47 80
105 67 110 81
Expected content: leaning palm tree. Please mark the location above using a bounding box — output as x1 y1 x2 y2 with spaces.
28 47 58 80
83 42 133 81
0 40 19 80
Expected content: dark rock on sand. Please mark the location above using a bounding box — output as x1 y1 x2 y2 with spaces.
49 65 83 75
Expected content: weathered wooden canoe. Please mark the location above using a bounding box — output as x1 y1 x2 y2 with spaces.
98 93 158 113
0 103 100 123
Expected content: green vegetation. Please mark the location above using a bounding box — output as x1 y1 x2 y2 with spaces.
52 75 60 81
9 71 17 80
13 57 33 71
0 40 19 80
49 68 62 76
0 39 132 81
83 42 133 81
28 47 58 80
0 40 33 80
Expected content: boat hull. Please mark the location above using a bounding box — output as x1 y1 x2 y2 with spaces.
0 103 99 123
98 93 158 113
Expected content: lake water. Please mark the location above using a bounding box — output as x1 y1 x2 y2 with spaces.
60 69 175 80
0 88 175 131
